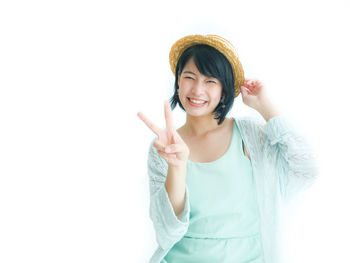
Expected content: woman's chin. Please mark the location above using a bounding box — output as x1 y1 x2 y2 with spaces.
185 108 217 117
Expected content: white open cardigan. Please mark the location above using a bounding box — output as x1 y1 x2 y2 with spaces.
146 114 319 263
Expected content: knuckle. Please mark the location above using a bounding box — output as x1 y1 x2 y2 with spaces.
165 146 172 153
171 144 179 152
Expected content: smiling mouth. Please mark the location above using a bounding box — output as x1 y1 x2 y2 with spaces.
187 97 207 103
187 97 208 106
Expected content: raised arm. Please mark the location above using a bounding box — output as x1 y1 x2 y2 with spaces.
147 140 190 250
138 101 191 250
240 79 319 201
262 115 319 201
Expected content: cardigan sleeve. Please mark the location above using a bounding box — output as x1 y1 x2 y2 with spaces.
255 115 320 201
147 137 191 250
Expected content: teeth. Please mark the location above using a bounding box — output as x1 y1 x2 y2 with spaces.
190 98 206 104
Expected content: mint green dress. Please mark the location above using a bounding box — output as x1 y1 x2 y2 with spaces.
162 120 264 263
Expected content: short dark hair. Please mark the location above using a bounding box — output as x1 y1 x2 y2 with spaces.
169 44 236 125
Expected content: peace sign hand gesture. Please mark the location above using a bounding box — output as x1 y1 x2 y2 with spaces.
137 100 190 167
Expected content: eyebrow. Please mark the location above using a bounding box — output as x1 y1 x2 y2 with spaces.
182 71 196 75
182 70 217 80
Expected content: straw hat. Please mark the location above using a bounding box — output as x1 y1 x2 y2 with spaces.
169 34 244 98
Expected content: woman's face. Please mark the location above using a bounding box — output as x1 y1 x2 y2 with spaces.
177 57 223 117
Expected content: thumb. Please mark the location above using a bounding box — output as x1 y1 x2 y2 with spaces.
240 86 247 97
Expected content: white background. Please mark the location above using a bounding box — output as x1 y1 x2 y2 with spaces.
0 0 349 262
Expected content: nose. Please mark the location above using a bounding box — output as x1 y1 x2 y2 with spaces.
191 80 206 96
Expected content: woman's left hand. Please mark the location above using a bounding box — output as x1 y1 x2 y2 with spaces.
240 79 270 111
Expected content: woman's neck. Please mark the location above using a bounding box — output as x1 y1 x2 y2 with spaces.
182 114 227 137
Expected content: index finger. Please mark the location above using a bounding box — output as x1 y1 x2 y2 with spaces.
137 112 161 136
164 100 175 133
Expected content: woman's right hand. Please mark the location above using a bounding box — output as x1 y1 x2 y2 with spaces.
137 100 190 167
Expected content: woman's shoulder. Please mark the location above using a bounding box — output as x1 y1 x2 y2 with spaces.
234 115 266 133
234 115 264 124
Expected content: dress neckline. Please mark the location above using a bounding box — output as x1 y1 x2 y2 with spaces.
188 119 235 166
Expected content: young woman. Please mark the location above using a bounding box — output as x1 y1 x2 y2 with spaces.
137 34 318 263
